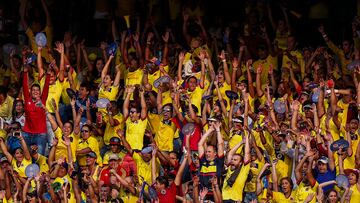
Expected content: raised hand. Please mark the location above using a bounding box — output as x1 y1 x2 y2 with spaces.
291 100 300 111
133 33 140 42
219 50 226 61
100 41 107 50
199 187 208 199
318 25 325 34
268 64 274 75
162 32 169 43
178 52 185 62
232 57 239 69
147 32 154 42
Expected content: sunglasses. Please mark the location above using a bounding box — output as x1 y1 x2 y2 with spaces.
130 110 137 114
81 130 89 133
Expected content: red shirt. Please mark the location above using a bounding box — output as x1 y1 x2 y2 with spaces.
157 182 177 203
172 118 201 151
22 72 50 134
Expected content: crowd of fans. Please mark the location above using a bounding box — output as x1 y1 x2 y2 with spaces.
1 0 360 202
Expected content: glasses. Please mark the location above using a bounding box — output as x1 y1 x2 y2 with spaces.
81 130 89 133
130 110 137 114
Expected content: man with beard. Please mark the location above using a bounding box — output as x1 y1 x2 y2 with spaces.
222 133 250 202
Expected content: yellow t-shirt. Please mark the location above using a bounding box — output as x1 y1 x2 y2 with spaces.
337 99 349 127
132 152 159 185
147 66 169 92
121 191 139 203
125 118 148 150
188 86 205 115
0 66 11 86
41 78 63 113
60 71 79 105
295 181 318 203
103 113 124 145
228 132 243 154
36 154 49 174
125 68 143 86
148 114 177 152
99 85 119 101
77 136 102 166
282 50 305 79
212 82 231 111
0 95 14 119
11 158 31 178
275 30 290 51
160 90 172 106
222 163 251 201
253 55 278 85
320 115 341 141
54 128 78 162
350 184 360 203
272 191 296 203
25 26 53 63
244 159 264 193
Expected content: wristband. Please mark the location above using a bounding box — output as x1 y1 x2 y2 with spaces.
222 59 226 62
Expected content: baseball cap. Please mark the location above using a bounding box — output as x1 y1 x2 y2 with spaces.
233 117 244 124
301 91 310 96
0 156 8 163
87 151 97 158
207 117 218 122
109 154 119 161
109 137 121 145
318 156 329 164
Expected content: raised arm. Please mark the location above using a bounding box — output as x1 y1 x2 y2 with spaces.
317 80 326 118
80 41 93 72
101 55 114 82
177 52 185 81
214 121 224 157
174 151 188 186
182 12 192 44
140 86 147 120
231 58 240 91
291 100 300 131
219 50 231 85
37 47 45 79
226 138 244 165
156 87 163 114
117 130 132 155
40 0 52 27
123 85 134 119
0 138 13 162
198 127 214 158
18 133 31 161
246 59 256 98
162 32 169 65
113 64 121 87
256 64 264 97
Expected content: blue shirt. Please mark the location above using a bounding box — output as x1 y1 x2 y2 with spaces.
313 166 336 192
